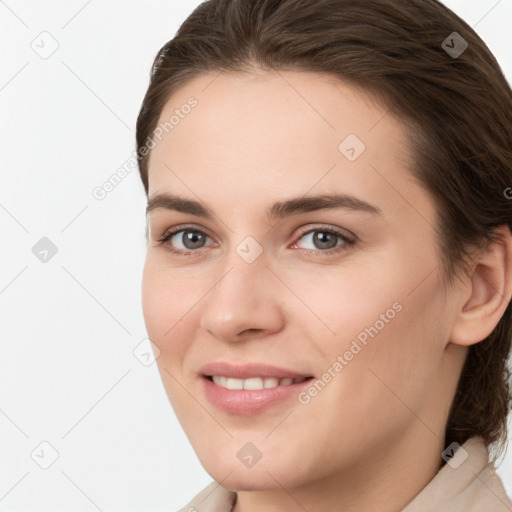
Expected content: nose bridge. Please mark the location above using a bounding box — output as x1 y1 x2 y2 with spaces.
213 234 268 298
199 238 283 340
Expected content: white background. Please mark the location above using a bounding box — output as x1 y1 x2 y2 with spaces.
1 0 511 510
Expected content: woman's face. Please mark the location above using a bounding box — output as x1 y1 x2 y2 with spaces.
142 70 467 495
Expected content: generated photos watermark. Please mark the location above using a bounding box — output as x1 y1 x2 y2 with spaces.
298 301 403 405
92 97 198 201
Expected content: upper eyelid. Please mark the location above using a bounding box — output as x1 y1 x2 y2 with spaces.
296 224 354 238
159 223 216 241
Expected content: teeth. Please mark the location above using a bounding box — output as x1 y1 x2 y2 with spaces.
244 377 265 390
226 377 244 390
264 377 279 388
211 375 306 390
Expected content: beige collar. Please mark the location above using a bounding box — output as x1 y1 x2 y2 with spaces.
402 436 512 511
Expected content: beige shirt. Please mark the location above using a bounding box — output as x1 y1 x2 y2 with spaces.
178 436 512 511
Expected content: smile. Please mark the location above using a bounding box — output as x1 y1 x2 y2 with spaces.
208 375 310 390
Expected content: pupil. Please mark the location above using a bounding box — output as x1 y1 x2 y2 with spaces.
314 231 336 250
183 231 204 249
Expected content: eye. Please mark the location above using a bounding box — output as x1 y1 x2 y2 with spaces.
291 226 355 254
156 224 355 257
158 227 216 254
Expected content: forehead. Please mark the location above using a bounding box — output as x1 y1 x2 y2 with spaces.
146 69 431 227
150 69 409 171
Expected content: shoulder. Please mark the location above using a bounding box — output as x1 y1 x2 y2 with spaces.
464 463 512 512
177 481 237 512
402 437 512 512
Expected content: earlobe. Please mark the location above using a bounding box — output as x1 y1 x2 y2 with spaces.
450 225 512 347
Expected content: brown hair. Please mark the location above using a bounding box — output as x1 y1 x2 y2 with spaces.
135 0 512 463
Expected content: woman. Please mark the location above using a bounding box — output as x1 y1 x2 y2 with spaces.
135 0 512 510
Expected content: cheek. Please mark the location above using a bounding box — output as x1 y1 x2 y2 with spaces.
141 261 193 411
142 256 191 337
294 253 448 411
141 257 182 368
141 262 168 340
141 256 207 375
334 274 449 430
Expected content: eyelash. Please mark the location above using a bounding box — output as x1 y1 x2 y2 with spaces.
156 224 356 257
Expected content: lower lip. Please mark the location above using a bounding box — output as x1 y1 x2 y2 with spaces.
201 376 314 415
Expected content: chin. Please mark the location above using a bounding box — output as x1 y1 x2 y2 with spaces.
207 467 287 492
197 448 308 492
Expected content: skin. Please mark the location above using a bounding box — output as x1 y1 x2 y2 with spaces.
141 69 512 511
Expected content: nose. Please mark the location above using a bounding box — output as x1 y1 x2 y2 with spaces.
199 247 285 343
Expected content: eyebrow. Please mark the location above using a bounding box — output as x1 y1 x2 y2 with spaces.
146 192 383 220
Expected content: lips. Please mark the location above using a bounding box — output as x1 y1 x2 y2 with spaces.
199 361 315 415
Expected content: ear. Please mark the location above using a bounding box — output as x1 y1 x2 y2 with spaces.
450 225 512 347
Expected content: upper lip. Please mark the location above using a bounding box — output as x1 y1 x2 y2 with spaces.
199 362 313 379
